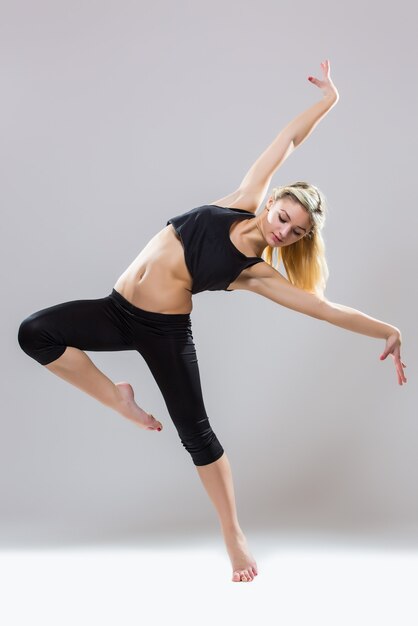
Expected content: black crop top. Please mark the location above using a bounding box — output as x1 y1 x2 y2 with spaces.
166 204 265 294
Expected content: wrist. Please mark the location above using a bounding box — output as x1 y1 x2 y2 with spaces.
386 326 401 340
323 92 339 105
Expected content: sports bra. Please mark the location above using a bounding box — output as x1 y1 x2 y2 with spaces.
166 204 266 294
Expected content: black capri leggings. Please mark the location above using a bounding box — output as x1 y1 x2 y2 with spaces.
17 288 224 467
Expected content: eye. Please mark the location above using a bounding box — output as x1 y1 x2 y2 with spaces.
279 215 302 237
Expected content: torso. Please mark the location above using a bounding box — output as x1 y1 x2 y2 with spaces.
113 217 259 314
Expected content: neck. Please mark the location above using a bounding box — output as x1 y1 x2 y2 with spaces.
239 208 269 257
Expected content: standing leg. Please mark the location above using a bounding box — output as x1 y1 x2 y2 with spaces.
136 317 259 582
17 293 162 431
196 453 258 582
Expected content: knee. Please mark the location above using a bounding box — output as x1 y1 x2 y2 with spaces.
18 313 64 365
177 419 225 467
18 315 41 355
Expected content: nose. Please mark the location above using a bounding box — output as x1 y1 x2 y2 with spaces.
280 224 292 239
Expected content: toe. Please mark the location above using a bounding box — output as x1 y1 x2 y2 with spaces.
232 571 241 582
147 415 162 431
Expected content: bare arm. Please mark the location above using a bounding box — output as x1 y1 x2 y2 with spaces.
246 270 396 337
238 60 339 195
282 94 338 148
323 300 398 340
244 264 407 385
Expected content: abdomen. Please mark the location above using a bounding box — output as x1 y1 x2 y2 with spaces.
113 225 194 314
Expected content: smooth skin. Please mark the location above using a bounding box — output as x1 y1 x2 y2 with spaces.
43 59 407 584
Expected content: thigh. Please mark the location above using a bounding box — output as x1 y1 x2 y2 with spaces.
137 330 210 430
20 293 136 353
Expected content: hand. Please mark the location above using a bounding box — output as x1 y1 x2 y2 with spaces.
380 331 407 386
308 59 339 101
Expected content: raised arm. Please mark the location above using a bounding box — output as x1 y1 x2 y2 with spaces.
238 60 339 201
244 263 407 386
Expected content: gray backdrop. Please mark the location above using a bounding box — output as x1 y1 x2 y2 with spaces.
1 0 416 548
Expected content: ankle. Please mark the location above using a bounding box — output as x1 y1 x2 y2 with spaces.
112 386 125 408
222 524 244 539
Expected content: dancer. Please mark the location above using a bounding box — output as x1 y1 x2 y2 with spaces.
18 60 407 583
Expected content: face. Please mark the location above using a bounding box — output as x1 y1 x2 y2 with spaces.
265 195 312 247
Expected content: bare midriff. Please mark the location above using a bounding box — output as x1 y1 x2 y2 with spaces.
113 225 195 314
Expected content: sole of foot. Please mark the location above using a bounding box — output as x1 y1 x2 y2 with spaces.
115 381 163 431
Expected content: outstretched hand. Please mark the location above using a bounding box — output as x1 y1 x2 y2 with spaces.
308 59 339 101
380 331 407 386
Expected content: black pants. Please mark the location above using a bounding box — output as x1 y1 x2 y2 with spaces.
17 288 224 466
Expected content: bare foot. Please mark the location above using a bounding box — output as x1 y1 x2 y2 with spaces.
115 382 163 432
224 529 259 582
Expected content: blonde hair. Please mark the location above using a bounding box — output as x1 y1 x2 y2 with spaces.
260 181 329 297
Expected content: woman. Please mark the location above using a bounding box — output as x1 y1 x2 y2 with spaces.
18 60 407 583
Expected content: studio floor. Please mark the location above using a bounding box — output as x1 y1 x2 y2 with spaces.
1 530 417 626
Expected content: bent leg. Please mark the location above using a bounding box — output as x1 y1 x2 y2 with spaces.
17 293 134 414
45 347 122 411
18 293 133 365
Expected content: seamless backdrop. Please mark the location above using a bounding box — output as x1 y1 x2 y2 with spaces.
1 0 417 548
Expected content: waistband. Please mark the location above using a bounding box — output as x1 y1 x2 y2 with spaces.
110 288 191 322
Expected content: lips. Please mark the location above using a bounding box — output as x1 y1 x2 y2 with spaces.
273 233 282 243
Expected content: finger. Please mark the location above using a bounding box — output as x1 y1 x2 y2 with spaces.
397 364 404 385
395 358 403 376
397 366 403 383
391 352 406 383
397 362 407 384
395 355 406 372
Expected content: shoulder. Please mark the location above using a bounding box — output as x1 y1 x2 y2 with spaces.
243 259 276 283
228 258 274 291
208 187 266 214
